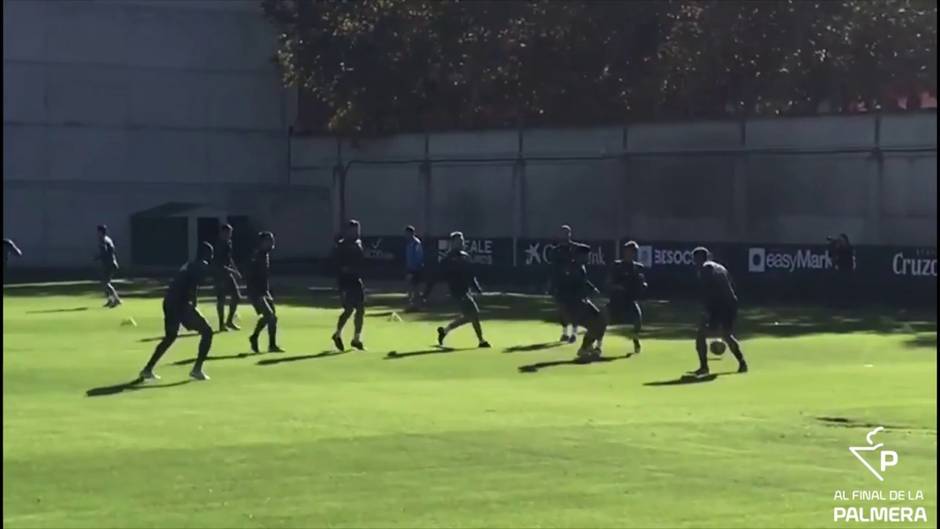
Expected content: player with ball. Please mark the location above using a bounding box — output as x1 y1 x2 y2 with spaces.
691 247 748 376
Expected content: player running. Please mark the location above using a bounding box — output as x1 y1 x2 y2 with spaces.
404 225 425 311
332 220 366 351
604 241 647 354
246 231 283 354
140 242 228 381
556 243 606 361
424 231 490 349
691 246 748 376
94 225 122 308
550 224 578 343
213 223 243 332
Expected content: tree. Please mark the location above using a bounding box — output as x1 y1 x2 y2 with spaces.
263 0 937 135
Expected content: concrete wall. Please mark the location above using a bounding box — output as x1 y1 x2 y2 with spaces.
3 0 331 267
294 113 937 248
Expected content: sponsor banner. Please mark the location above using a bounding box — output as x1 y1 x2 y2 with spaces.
889 247 937 278
360 236 405 266
517 239 615 268
745 245 835 274
429 236 514 267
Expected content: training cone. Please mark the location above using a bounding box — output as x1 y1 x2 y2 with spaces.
388 312 402 322
121 317 137 327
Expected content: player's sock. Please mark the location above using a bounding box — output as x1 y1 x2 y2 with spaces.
332 332 345 351
633 336 641 354
437 327 446 346
249 333 260 353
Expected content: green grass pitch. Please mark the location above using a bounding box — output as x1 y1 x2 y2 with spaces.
3 281 937 528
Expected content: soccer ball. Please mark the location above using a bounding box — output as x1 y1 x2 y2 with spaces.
709 340 726 355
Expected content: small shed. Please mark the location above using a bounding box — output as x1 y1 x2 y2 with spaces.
131 203 252 267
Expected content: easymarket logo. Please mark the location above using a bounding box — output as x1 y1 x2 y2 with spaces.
748 247 833 273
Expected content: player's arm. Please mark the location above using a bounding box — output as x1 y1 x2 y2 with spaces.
472 275 483 295
7 240 22 257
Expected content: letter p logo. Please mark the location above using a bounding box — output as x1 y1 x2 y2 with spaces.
881 450 899 473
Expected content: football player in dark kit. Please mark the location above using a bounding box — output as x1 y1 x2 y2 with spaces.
556 243 606 361
140 242 231 381
691 246 748 376
247 231 284 354
424 231 491 349
605 241 647 355
551 224 578 343
213 224 243 332
94 225 122 308
332 220 366 351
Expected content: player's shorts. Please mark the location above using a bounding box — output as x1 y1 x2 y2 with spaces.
455 293 480 317
249 294 276 319
703 303 737 334
101 265 117 283
339 279 365 308
607 296 642 326
214 271 240 299
163 299 211 337
406 268 424 286
562 298 600 327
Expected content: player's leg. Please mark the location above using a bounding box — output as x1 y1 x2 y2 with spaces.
556 301 571 342
462 294 488 347
693 313 711 376
261 296 281 352
225 273 241 329
249 296 269 353
102 268 119 306
141 302 180 379
333 288 353 350
630 300 643 354
187 307 214 380
214 275 227 332
351 282 365 350
721 305 747 372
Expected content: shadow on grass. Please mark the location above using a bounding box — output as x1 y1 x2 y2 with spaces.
503 341 564 353
170 352 258 366
139 333 200 343
385 346 476 359
85 378 192 397
7 281 937 340
25 307 89 314
816 417 911 430
518 352 636 373
256 351 347 366
903 333 937 349
642 369 746 386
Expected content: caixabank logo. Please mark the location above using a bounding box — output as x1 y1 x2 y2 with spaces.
748 247 833 273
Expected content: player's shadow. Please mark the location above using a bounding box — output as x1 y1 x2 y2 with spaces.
503 341 564 353
256 351 347 365
85 378 192 397
26 307 89 314
170 352 258 366
518 353 635 373
642 371 739 386
385 346 473 359
139 333 200 343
